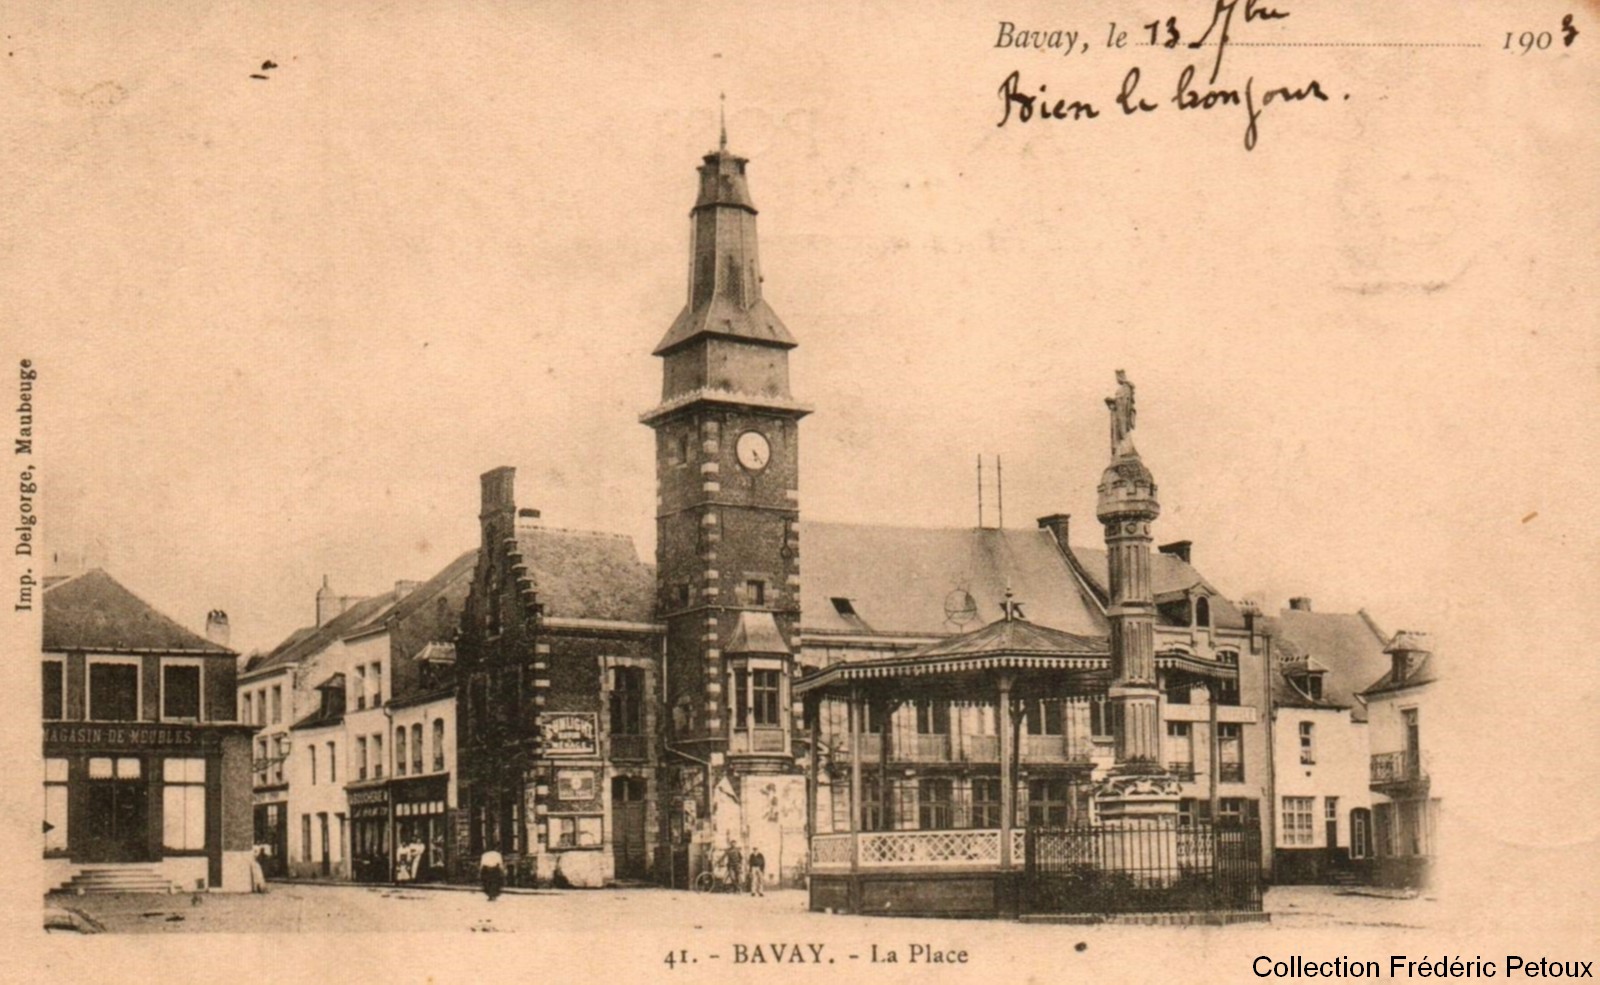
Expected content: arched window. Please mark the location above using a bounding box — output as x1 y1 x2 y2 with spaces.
1194 596 1211 627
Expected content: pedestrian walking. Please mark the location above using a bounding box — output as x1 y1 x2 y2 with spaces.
479 847 505 901
747 847 766 896
724 841 743 893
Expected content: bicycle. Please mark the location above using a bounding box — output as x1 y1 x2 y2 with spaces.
692 848 744 893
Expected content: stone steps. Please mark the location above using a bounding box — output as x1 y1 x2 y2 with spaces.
57 867 180 895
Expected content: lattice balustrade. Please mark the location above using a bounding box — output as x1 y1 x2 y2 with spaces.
858 829 1001 868
811 834 853 870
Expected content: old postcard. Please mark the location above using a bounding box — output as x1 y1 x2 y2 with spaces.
3 1 1596 982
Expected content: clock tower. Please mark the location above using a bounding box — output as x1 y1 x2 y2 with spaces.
643 129 810 867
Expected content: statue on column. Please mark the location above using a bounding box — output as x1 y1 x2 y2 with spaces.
1105 370 1136 454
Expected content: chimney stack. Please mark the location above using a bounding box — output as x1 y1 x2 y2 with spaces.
1158 540 1193 564
1289 597 1313 612
316 575 338 626
1036 514 1071 548
205 609 230 648
480 466 517 518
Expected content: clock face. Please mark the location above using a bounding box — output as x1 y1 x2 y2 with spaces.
735 430 771 471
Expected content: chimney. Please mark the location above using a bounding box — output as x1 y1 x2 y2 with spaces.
480 466 517 518
1158 540 1193 564
1239 599 1260 654
316 575 338 626
1036 514 1071 548
1289 597 1313 612
205 609 230 648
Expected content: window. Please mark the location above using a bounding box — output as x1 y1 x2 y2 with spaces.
44 758 68 852
241 692 252 726
255 738 268 786
752 669 781 726
327 741 337 783
1325 796 1339 825
915 700 950 735
370 663 383 707
553 816 603 849
1024 700 1063 735
355 666 367 710
1089 695 1114 739
1026 778 1073 827
745 579 767 606
1167 721 1193 776
432 719 445 772
1218 723 1243 782
1299 721 1316 765
610 666 645 736
395 727 408 776
1283 796 1315 846
373 733 384 779
970 777 1002 828
674 583 690 608
273 736 287 784
302 814 312 862
1219 797 1250 828
162 662 202 720
1165 680 1192 704
1304 674 1323 701
257 689 267 725
42 660 64 720
162 758 207 851
1178 798 1196 828
309 745 318 785
1194 596 1211 627
357 736 368 780
1216 676 1240 706
918 778 954 830
831 597 856 617
411 723 423 774
88 756 141 779
88 660 140 721
271 685 282 724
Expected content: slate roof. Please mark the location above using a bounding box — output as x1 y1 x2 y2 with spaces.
1362 633 1437 696
1069 548 1247 630
800 524 1106 638
653 297 797 356
513 525 656 624
1267 609 1391 720
244 588 405 676
42 569 234 655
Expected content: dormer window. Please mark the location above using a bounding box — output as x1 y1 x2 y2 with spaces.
1194 596 1211 628
831 597 856 617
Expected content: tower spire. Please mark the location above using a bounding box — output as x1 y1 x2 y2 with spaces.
719 92 727 152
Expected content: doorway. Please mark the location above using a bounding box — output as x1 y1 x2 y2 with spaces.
611 776 648 880
82 757 149 862
1350 808 1372 860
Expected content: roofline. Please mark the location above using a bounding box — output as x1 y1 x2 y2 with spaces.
541 617 664 635
45 644 236 657
341 622 392 644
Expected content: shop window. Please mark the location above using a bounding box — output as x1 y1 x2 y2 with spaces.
1024 700 1064 735
554 815 603 848
1299 721 1316 765
43 660 64 720
44 758 68 853
162 663 202 720
970 777 1002 828
1282 796 1315 846
411 723 423 774
88 661 140 722
395 727 408 776
432 719 445 772
163 758 207 851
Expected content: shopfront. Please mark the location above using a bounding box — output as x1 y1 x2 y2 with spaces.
392 775 450 883
43 721 256 891
347 783 390 883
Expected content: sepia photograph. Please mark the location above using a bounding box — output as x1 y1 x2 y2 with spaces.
4 2 1596 982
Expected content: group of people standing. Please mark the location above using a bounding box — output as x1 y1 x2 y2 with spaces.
475 841 771 899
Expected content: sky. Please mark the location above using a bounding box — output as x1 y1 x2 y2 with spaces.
5 1 1598 861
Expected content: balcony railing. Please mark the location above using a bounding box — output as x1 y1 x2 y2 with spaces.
828 733 1094 765
905 734 951 762
1167 761 1197 782
1218 762 1244 783
1370 750 1422 785
610 734 649 762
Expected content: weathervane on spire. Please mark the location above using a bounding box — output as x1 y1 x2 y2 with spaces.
1105 369 1136 454
719 92 728 151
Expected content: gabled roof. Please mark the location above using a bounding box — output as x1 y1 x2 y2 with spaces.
43 569 233 655
800 524 1105 638
245 589 405 676
1267 609 1391 719
513 526 655 624
909 617 1107 660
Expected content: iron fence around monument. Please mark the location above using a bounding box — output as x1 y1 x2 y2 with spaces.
1023 817 1262 914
